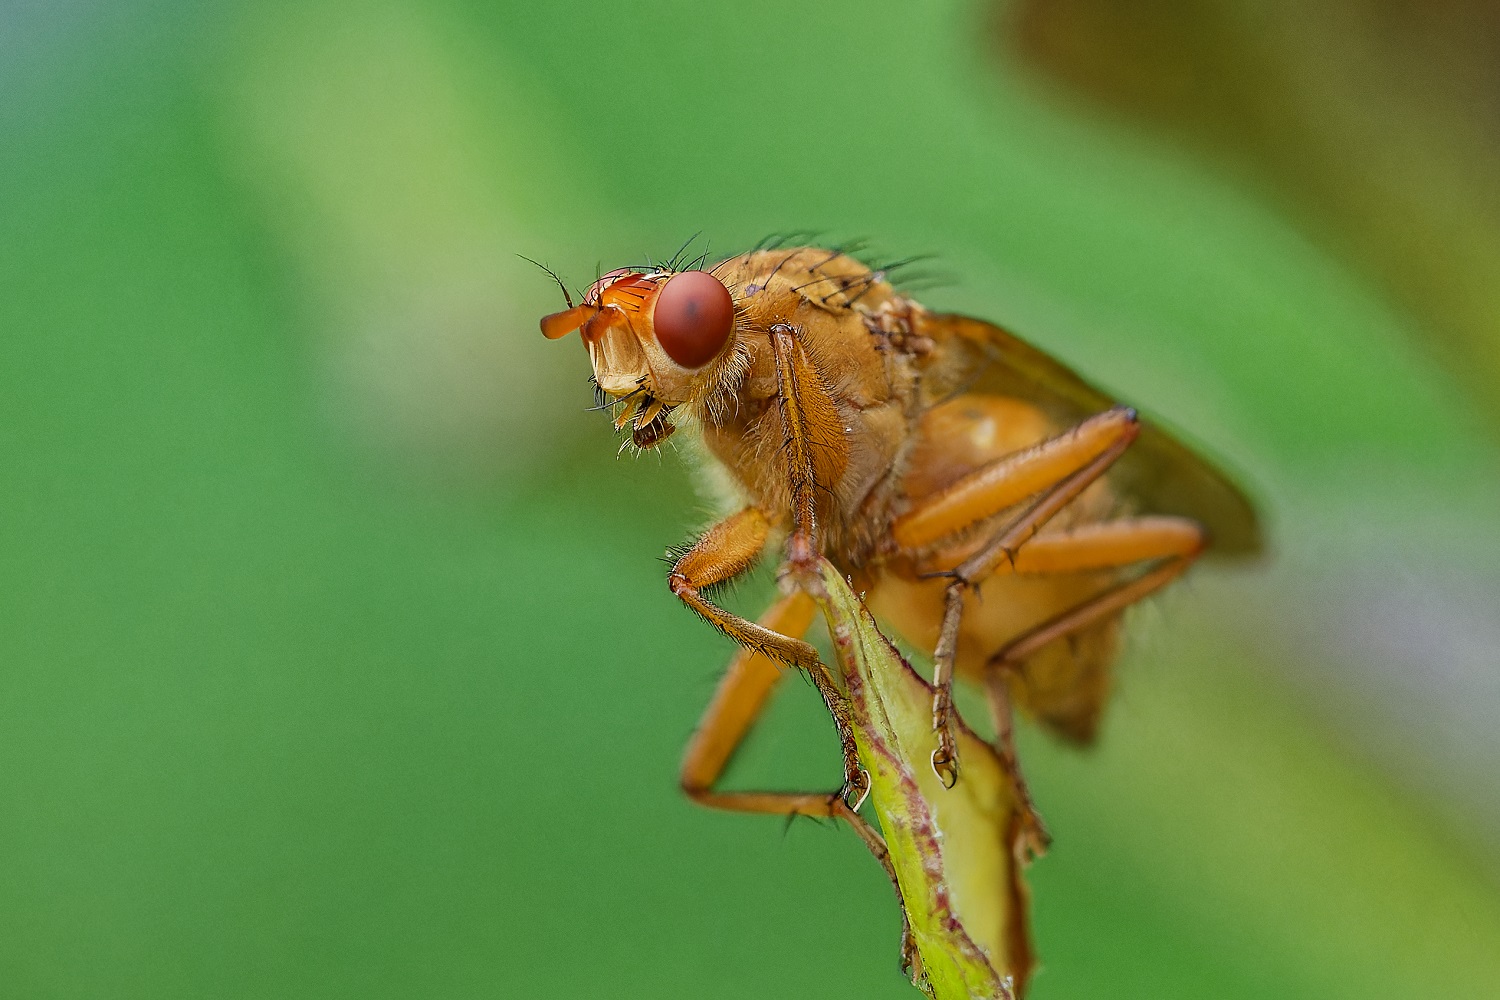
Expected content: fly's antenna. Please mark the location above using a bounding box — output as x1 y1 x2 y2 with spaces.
518 254 575 308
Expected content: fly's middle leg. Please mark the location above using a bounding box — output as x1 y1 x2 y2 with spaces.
890 407 1142 786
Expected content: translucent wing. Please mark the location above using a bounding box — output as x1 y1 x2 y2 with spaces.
914 312 1263 557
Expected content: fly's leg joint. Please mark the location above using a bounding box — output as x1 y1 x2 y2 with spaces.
781 530 822 592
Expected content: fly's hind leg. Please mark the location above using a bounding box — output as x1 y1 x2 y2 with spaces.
984 515 1207 854
890 406 1141 785
986 517 1206 670
982 668 1050 860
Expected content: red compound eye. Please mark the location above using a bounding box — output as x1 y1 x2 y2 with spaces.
652 270 734 369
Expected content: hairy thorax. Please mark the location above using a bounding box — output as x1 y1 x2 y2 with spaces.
688 248 1124 739
691 249 923 563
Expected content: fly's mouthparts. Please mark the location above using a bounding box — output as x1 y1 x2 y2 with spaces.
635 397 668 430
610 392 673 435
631 409 675 450
612 395 639 431
609 390 675 449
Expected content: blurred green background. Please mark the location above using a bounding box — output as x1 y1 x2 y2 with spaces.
4 1 1500 997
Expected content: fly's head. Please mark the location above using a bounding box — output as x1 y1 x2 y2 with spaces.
540 264 746 449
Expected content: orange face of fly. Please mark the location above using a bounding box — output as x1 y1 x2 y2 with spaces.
540 266 739 448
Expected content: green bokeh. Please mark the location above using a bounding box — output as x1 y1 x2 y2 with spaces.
4 2 1497 998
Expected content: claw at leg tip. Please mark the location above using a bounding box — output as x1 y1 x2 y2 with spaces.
856 769 872 811
930 748 959 789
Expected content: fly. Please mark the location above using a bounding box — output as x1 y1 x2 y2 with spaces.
539 243 1260 988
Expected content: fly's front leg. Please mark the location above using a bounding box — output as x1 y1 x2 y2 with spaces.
891 407 1142 786
668 507 820 670
767 322 847 583
682 331 919 971
763 327 877 801
675 359 876 815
